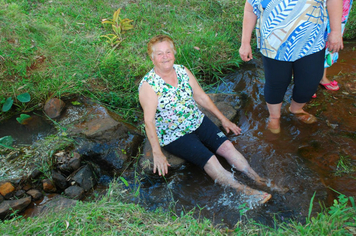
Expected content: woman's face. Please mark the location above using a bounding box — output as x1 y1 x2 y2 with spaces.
151 41 175 70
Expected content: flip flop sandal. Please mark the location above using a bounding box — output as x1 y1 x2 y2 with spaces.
292 112 317 124
320 80 339 91
289 107 317 124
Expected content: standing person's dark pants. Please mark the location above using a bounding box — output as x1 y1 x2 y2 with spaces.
262 49 326 104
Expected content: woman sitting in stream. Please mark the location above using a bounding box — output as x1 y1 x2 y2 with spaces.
138 35 286 205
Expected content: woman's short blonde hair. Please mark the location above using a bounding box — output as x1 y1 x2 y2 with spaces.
147 35 176 59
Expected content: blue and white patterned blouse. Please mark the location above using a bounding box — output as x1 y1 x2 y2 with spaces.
139 64 204 146
249 0 328 61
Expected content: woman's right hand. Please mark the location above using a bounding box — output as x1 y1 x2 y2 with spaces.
239 43 253 61
139 82 171 177
153 152 171 176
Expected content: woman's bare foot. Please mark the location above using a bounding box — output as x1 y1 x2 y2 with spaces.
267 117 280 134
256 178 289 194
242 187 272 204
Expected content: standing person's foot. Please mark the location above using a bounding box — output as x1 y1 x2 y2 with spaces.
267 117 280 134
289 107 317 124
320 79 339 91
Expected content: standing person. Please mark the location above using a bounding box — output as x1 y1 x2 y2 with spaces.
239 0 343 134
314 0 353 96
139 35 285 204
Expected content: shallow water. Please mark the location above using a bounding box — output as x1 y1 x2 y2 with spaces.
0 112 54 145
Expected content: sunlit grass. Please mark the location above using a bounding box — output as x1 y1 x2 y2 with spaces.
0 0 247 122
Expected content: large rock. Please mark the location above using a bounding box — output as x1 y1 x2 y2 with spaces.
25 194 77 218
139 140 186 174
0 197 31 220
59 97 144 174
64 186 84 200
197 93 241 127
139 93 241 174
52 170 68 191
59 97 138 142
75 133 143 174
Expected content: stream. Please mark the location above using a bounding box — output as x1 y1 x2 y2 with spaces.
1 42 355 228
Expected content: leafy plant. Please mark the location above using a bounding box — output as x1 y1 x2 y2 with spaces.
1 92 31 112
16 114 31 124
0 136 14 149
100 8 134 48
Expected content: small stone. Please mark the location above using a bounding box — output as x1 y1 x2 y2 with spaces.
30 169 42 179
42 179 57 193
44 98 65 118
64 186 84 200
52 170 68 190
0 182 15 197
22 183 32 191
69 157 81 171
15 190 26 198
26 189 43 200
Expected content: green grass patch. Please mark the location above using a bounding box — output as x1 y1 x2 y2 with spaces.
0 0 246 122
335 155 356 177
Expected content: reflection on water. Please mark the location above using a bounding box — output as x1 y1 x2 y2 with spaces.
0 112 55 145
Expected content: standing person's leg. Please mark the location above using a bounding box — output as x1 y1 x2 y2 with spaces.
318 0 352 92
290 49 325 123
321 55 340 90
266 103 282 133
262 56 293 133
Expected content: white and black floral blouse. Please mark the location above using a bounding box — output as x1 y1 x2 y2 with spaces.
139 64 204 146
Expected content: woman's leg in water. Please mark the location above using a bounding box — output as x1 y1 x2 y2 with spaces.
216 140 288 192
203 155 272 204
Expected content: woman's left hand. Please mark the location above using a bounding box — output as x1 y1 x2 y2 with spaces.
221 118 242 135
327 31 343 53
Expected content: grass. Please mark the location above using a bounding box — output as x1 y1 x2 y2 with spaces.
0 180 355 235
335 155 356 177
0 0 246 122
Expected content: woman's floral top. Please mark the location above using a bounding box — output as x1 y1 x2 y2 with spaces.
249 0 328 61
139 64 204 146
